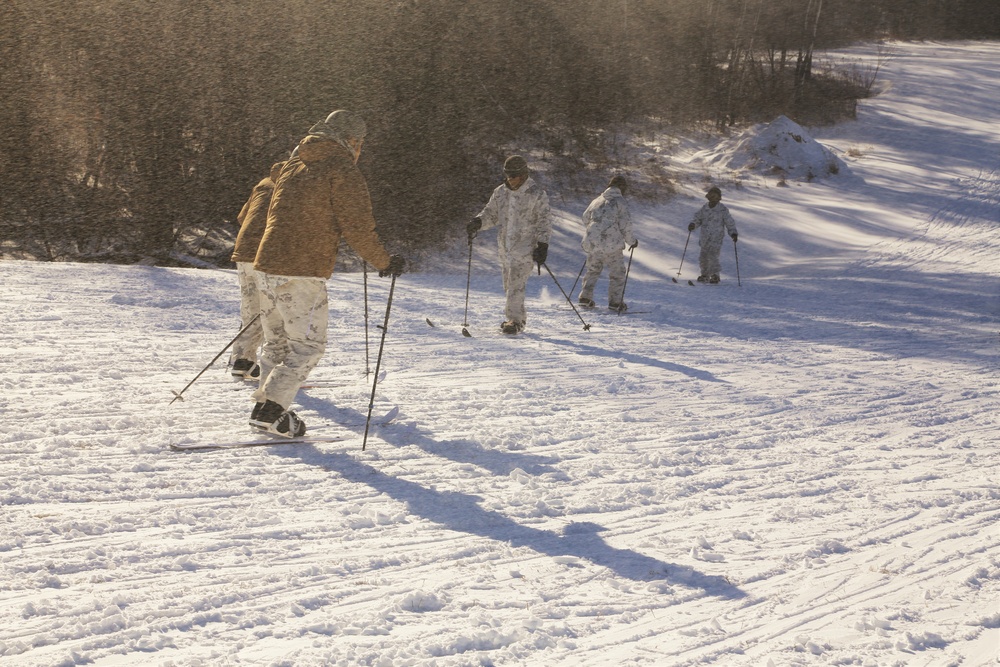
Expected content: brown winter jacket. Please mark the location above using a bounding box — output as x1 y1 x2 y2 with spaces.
254 136 391 278
230 161 285 264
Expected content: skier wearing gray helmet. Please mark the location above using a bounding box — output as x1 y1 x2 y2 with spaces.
251 110 405 437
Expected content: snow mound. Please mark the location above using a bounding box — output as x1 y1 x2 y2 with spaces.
712 115 848 182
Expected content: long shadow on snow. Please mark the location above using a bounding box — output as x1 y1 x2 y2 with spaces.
294 392 563 477
273 443 746 598
665 270 1000 368
531 334 726 383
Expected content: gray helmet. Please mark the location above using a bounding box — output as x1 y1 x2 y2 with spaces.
503 155 529 178
706 186 722 198
309 109 367 141
608 174 628 192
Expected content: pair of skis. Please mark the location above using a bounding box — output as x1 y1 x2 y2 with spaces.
447 236 592 336
170 434 350 451
437 249 592 336
425 317 483 337
170 406 400 451
672 229 742 286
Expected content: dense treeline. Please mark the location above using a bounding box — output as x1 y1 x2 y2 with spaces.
2 0 997 265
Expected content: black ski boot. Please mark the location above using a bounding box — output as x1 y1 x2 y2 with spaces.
500 320 524 335
249 399 306 438
232 358 259 379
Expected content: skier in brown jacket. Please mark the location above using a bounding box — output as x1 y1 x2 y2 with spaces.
250 110 405 437
229 161 285 380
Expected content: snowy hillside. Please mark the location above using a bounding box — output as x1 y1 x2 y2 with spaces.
1 41 999 667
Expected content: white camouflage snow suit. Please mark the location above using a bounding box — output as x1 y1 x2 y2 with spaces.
476 176 552 326
578 185 636 307
690 202 737 278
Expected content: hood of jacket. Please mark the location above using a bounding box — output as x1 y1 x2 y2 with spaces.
602 186 624 202
295 135 351 165
269 161 286 182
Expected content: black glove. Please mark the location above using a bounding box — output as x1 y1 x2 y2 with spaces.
688 222 696 232
731 232 738 242
629 239 639 250
379 254 405 277
532 242 548 267
467 217 482 241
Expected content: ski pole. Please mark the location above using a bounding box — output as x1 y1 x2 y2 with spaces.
462 237 473 337
673 228 692 283
616 245 635 316
733 238 742 287
568 259 586 300
363 274 397 451
363 264 371 374
541 263 591 331
169 314 261 404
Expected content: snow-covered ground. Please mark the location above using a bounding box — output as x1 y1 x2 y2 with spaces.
2 41 998 667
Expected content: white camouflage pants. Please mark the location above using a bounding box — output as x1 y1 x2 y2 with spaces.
698 237 725 277
253 274 329 410
579 248 626 306
501 253 535 325
232 262 264 362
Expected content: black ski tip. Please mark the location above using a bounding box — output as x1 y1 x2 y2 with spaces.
688 280 695 286
672 277 678 283
461 328 472 338
425 318 435 327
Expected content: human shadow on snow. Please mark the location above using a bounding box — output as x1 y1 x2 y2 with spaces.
663 269 1000 368
294 392 565 478
531 334 726 383
273 443 746 598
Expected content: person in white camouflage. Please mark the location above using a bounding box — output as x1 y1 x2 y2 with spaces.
688 186 738 284
466 155 552 334
578 174 638 311
250 110 405 437
229 161 285 380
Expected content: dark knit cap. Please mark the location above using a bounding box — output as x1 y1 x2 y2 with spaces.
503 155 529 177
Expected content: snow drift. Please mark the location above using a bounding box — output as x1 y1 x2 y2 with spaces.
706 114 849 182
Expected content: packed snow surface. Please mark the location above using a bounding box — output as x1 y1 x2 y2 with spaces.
2 41 999 666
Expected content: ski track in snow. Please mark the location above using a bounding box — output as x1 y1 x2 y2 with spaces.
2 42 999 666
